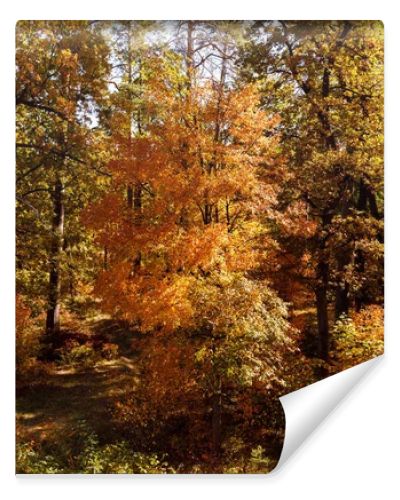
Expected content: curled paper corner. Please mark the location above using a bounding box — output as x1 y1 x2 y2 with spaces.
273 355 383 473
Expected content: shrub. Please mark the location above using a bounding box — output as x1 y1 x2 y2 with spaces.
16 442 63 474
16 295 43 382
331 305 384 370
101 342 119 360
220 438 275 474
80 440 173 474
16 422 174 474
59 341 98 368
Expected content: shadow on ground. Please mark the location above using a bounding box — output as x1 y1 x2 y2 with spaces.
16 319 140 444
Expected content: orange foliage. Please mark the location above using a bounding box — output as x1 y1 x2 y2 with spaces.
85 56 282 331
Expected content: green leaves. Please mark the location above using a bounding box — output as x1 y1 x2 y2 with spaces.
17 422 174 474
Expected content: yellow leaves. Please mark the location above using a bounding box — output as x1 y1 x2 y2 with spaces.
58 48 73 61
332 306 384 371
353 305 384 343
55 96 76 117
280 201 318 238
130 275 194 333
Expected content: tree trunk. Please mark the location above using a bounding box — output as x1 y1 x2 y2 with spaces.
134 183 142 211
335 182 352 319
45 176 64 343
103 246 109 270
315 208 332 361
127 184 133 209
186 21 194 88
316 260 330 361
354 251 366 312
355 180 368 311
133 183 142 269
335 275 349 319
367 188 381 221
211 377 222 452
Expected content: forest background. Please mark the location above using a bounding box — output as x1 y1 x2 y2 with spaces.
15 19 383 474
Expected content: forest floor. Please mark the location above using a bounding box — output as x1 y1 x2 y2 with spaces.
16 308 316 447
15 308 323 472
16 317 140 446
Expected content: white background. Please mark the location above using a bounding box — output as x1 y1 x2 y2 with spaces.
1 1 399 498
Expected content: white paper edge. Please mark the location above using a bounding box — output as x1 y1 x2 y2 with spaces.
274 355 383 472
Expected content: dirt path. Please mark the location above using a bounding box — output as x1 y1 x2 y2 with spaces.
16 356 139 444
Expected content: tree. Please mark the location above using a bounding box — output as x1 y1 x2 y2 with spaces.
240 20 384 361
16 21 110 346
85 36 293 451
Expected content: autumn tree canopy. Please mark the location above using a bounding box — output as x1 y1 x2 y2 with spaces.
16 20 384 474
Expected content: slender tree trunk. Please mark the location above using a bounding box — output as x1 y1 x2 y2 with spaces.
214 205 219 223
127 184 133 209
134 184 142 211
204 202 212 225
335 248 351 320
133 184 142 268
316 260 330 361
103 246 109 270
354 252 366 312
367 188 381 222
126 25 143 271
355 180 368 311
186 21 194 89
334 178 352 319
315 207 332 361
211 376 222 452
335 274 349 319
315 65 341 347
45 176 64 343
